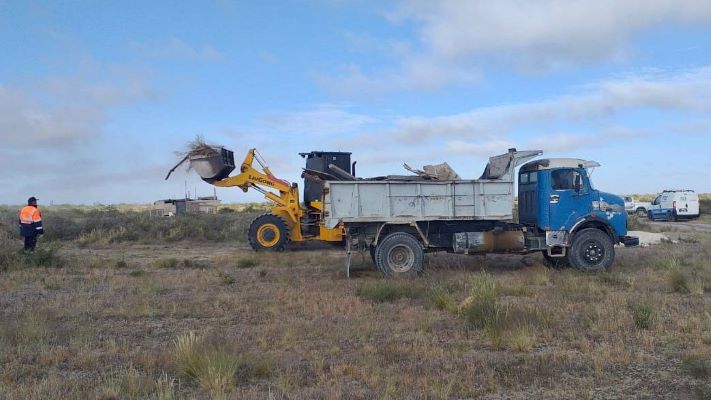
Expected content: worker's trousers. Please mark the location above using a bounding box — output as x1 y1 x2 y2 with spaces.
24 235 37 252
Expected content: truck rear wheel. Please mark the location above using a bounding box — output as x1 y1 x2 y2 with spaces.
568 228 614 272
374 232 424 277
248 214 290 251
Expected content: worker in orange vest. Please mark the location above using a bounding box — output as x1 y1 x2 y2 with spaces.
19 197 44 251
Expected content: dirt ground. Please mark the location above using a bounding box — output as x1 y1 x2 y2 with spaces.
1 230 710 399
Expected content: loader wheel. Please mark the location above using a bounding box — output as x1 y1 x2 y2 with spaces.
248 214 290 252
374 232 424 277
568 228 614 273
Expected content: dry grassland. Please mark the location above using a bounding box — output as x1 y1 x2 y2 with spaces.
0 209 710 399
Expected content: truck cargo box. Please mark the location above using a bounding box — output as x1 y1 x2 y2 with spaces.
323 149 541 228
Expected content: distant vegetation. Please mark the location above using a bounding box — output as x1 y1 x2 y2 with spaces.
0 205 262 245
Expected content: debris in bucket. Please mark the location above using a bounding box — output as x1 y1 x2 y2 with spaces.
165 136 222 180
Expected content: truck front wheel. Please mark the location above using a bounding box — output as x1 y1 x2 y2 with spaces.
568 228 614 272
374 232 424 277
636 208 647 218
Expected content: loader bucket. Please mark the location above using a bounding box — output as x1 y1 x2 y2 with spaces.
189 148 235 182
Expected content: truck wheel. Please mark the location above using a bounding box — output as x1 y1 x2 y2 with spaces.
369 246 376 265
248 214 290 251
636 208 647 218
374 232 424 277
568 228 614 273
671 211 678 222
541 252 569 269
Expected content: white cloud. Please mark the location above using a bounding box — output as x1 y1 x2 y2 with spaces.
0 70 154 148
318 0 711 93
445 139 516 155
395 0 711 71
392 66 711 142
257 104 378 136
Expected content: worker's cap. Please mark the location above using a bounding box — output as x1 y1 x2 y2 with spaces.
27 196 38 204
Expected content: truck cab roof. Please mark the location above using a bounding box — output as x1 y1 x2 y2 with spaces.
520 158 601 172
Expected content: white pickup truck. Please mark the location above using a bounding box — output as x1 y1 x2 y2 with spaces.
624 196 653 217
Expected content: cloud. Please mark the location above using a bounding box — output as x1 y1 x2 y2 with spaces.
318 0 711 93
0 70 154 148
394 0 711 71
313 57 481 96
131 37 224 62
257 104 378 136
525 127 652 152
445 139 516 155
392 66 711 142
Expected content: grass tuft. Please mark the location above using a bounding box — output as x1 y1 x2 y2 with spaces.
682 354 711 379
356 281 421 303
173 332 240 399
429 286 455 311
667 268 689 293
459 272 504 330
236 256 259 269
629 301 656 330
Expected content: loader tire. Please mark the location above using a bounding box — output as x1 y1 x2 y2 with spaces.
248 214 290 252
568 228 614 273
374 232 424 277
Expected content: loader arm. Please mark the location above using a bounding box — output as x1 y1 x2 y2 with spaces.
211 149 304 239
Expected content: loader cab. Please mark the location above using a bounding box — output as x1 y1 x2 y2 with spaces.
518 159 600 231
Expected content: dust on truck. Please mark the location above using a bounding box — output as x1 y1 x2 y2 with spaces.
323 149 639 276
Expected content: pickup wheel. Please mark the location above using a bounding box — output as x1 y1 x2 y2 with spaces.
541 252 569 269
374 232 424 277
568 228 614 273
248 214 290 252
635 208 647 218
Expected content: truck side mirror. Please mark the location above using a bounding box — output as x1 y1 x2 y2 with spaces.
574 174 582 193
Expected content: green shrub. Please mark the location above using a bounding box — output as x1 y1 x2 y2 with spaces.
355 281 421 303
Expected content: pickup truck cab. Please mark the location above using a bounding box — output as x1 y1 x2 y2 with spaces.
648 190 700 221
623 196 652 217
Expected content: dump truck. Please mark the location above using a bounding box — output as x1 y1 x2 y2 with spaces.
173 146 637 276
323 150 639 276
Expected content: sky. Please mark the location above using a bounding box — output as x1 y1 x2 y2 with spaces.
0 0 709 205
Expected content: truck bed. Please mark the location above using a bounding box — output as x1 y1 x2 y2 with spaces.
323 179 515 228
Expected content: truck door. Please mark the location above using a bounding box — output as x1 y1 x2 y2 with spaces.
546 168 592 230
518 170 539 225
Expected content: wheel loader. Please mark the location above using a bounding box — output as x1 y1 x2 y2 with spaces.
167 147 351 251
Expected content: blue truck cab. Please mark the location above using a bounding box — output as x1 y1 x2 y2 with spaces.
519 158 638 271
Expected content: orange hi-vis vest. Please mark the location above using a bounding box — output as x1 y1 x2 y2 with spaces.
19 206 42 224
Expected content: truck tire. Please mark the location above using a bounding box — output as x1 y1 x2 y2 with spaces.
636 208 647 218
248 214 290 251
568 228 614 273
541 252 569 269
374 232 424 277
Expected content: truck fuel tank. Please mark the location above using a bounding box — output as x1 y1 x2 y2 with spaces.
452 231 525 254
